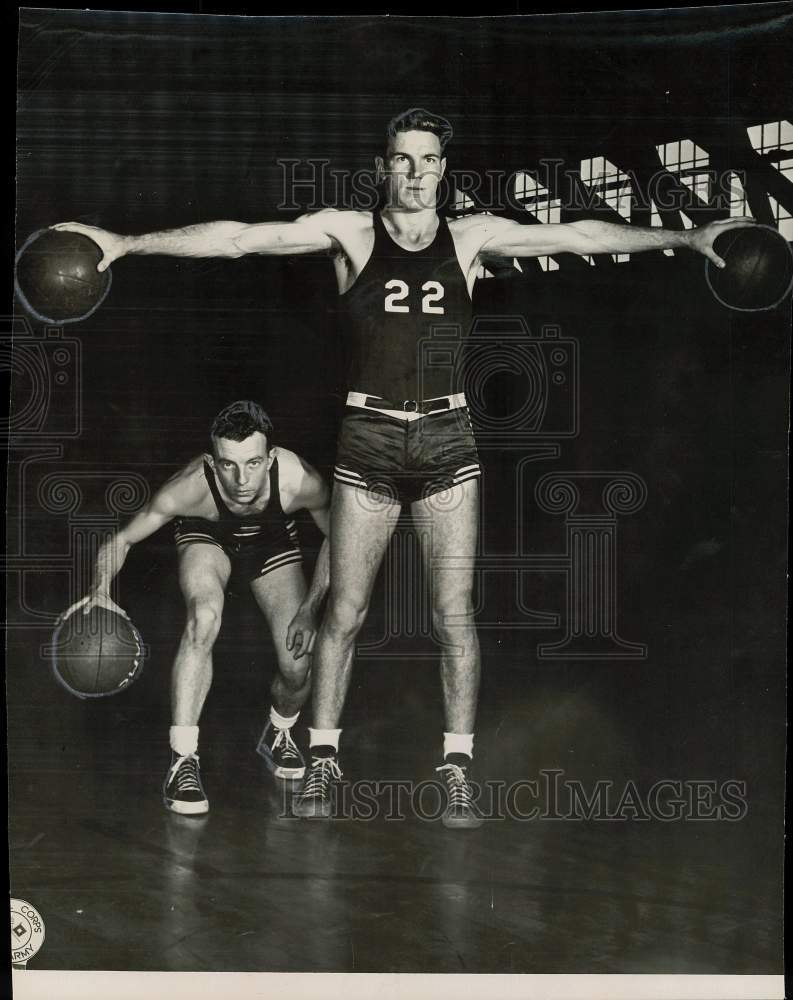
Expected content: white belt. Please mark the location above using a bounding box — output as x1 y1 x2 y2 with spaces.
346 391 467 421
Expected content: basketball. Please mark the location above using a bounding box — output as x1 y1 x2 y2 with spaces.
51 606 145 699
706 225 793 311
15 228 112 324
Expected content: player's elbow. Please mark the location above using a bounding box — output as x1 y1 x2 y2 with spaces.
97 532 130 564
115 534 134 557
221 222 254 258
561 220 618 257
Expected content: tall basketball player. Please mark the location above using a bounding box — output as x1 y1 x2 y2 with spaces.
59 400 330 815
55 109 754 827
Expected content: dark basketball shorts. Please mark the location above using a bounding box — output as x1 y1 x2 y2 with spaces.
173 518 302 584
333 404 481 504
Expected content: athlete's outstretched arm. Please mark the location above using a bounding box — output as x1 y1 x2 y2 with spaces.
477 216 757 268
50 214 337 272
282 455 331 660
58 481 183 621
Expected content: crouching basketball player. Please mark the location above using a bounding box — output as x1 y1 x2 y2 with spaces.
60 400 330 815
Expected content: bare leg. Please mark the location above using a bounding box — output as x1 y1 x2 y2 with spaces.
412 479 480 734
311 484 401 729
172 544 230 726
250 562 312 717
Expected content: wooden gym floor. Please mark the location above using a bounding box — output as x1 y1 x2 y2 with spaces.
6 600 783 976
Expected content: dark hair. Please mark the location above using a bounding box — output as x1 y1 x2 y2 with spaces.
210 400 274 448
385 107 453 153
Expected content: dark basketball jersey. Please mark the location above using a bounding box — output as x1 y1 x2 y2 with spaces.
197 456 297 553
337 211 471 401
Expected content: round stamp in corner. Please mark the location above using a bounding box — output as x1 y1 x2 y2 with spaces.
10 898 46 969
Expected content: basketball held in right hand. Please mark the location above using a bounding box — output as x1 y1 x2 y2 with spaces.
50 222 126 272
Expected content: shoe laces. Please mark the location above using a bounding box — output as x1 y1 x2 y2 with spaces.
436 762 476 808
168 753 202 793
300 755 342 797
271 726 301 762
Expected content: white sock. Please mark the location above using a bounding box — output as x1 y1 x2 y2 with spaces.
170 725 199 756
270 706 299 730
444 732 474 759
309 727 342 752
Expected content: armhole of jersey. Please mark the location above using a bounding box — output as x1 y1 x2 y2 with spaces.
269 454 286 515
201 458 214 497
202 459 228 517
447 217 479 302
337 212 378 297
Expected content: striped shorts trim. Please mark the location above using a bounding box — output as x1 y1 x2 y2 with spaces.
174 520 302 581
254 546 303 578
333 461 481 500
450 463 481 487
174 529 224 549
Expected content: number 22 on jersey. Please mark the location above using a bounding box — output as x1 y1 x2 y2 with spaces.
384 279 445 314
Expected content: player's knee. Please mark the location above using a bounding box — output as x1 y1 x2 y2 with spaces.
280 660 311 691
432 596 474 639
326 594 368 641
185 600 222 647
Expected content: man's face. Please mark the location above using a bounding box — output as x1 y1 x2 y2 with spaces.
377 129 446 211
210 432 272 503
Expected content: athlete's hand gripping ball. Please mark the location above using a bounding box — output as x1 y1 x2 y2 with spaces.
51 221 127 273
57 591 130 625
688 216 757 269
